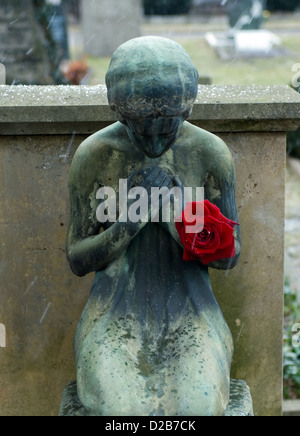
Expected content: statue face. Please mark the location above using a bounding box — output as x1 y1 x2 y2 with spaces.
122 116 184 158
106 38 198 158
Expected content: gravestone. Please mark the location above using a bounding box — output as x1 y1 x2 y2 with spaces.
206 0 283 60
0 0 53 84
144 0 192 15
81 0 142 57
227 0 266 31
45 0 69 61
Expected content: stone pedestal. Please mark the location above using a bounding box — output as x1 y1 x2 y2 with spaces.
81 0 142 57
59 379 253 416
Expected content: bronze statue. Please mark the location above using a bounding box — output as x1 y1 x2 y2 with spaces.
66 36 242 416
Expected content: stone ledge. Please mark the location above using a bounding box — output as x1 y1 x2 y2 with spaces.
0 85 300 135
283 400 300 417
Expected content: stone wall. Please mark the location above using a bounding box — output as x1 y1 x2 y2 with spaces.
0 85 300 416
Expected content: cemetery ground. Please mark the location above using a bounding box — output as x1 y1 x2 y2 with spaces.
83 33 300 86
68 13 300 86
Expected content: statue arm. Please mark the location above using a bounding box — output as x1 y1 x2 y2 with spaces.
67 218 141 277
66 143 173 277
66 145 144 277
160 137 241 270
204 139 241 270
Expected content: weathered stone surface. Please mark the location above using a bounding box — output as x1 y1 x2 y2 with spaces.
59 381 87 417
225 380 254 416
81 0 142 57
59 379 253 416
0 134 93 416
283 400 300 417
0 85 300 135
211 132 286 416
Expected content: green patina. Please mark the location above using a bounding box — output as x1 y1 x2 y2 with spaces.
64 36 249 417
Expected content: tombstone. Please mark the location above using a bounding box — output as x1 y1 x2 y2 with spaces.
45 0 70 61
206 0 283 60
81 0 142 57
144 0 192 15
234 29 281 56
227 0 266 31
0 0 64 84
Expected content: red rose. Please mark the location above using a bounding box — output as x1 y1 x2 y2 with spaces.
175 200 239 265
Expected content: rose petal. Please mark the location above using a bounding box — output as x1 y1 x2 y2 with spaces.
204 200 239 229
220 239 236 258
203 217 235 249
204 200 221 217
228 219 240 228
192 232 220 255
218 223 235 248
175 221 183 237
183 249 198 262
176 200 239 264
184 227 220 255
200 240 236 265
203 202 212 217
182 202 204 227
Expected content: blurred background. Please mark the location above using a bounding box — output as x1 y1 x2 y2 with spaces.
1 0 300 88
0 0 300 401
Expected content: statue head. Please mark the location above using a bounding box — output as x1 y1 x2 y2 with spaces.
106 36 199 158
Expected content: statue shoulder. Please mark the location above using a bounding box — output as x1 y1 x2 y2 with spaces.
181 122 233 165
69 123 128 180
75 122 128 160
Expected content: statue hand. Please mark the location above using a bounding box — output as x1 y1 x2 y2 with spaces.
129 165 173 190
123 166 173 225
173 175 185 213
